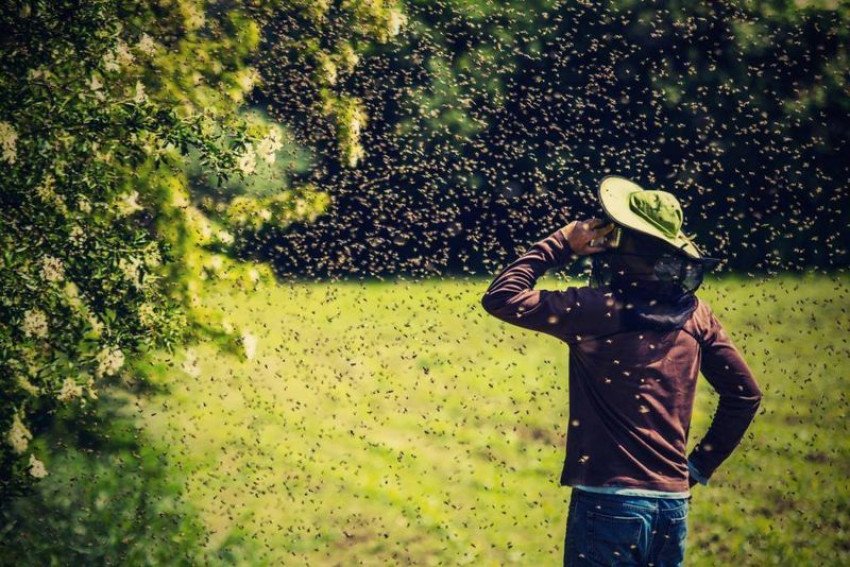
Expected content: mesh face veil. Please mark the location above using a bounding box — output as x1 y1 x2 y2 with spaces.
590 250 708 296
652 254 705 292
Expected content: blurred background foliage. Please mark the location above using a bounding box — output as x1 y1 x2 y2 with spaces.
1 0 848 563
253 0 850 278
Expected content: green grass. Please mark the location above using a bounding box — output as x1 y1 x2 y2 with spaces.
131 272 850 566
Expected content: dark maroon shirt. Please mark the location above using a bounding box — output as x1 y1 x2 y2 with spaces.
481 228 763 492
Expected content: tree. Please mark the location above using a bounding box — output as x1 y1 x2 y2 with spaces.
1 0 271 500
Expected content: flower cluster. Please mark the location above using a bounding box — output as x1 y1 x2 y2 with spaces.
95 346 126 379
22 309 49 339
0 120 18 164
6 413 33 455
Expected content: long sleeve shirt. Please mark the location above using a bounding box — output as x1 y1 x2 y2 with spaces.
480 227 763 493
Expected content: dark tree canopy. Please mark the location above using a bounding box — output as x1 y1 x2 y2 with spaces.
248 0 849 279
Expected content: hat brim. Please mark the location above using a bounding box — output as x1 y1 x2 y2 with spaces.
598 175 705 260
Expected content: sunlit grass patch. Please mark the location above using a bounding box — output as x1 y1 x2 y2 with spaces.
135 273 850 565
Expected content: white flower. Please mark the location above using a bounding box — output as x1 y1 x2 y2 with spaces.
318 54 338 85
16 375 41 396
387 8 407 38
28 454 48 479
204 255 224 276
57 377 84 402
0 121 18 165
102 50 120 72
85 376 99 400
69 225 85 246
341 106 366 167
182 349 201 377
349 112 363 138
7 413 33 454
95 345 125 378
133 81 147 104
338 43 360 71
118 256 144 288
41 256 65 282
94 145 113 164
89 74 105 101
87 313 104 336
22 309 48 339
141 243 161 268
78 195 92 213
89 74 103 92
115 40 135 67
194 215 213 242
27 67 53 81
184 3 206 30
236 68 259 92
256 127 283 165
36 174 67 214
258 208 272 221
248 268 261 284
241 331 258 360
137 302 156 327
63 281 84 311
216 230 234 245
136 33 158 56
116 190 143 216
171 189 190 209
237 145 257 175
221 319 235 334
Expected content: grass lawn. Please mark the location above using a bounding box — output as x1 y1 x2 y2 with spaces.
131 272 850 566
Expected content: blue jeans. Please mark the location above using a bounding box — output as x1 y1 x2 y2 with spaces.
563 488 690 566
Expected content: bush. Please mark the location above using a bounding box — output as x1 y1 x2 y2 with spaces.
1 0 408 503
0 0 269 501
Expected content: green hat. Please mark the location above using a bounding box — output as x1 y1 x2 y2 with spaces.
598 175 716 264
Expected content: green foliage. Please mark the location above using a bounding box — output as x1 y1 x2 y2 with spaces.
252 0 408 167
0 0 276 501
223 187 331 233
186 109 314 202
0 0 394 503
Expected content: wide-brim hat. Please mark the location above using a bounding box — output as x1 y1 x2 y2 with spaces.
598 175 720 267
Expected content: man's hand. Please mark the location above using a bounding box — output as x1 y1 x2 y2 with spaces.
560 218 616 255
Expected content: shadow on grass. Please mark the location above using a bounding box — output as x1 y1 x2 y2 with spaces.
0 379 259 566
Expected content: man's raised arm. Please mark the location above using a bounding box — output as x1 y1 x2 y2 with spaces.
480 218 613 340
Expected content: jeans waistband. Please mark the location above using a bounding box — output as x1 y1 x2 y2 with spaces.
572 487 690 512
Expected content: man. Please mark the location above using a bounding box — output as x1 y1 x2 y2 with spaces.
480 176 763 566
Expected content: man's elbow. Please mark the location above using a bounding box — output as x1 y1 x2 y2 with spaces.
481 292 498 315
743 389 763 420
749 380 764 409
733 373 763 410
752 389 764 413
481 290 508 317
718 388 762 417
